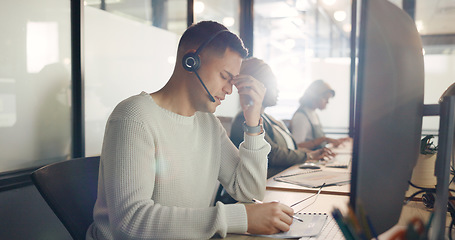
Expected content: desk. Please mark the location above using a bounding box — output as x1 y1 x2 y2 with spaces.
265 142 353 196
222 161 452 240
266 158 428 199
266 164 351 196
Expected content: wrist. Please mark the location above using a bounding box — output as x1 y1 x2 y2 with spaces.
311 140 317 148
307 152 314 160
243 118 264 135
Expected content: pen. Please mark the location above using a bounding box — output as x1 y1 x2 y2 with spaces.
252 199 304 222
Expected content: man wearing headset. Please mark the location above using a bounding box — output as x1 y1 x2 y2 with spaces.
86 21 295 239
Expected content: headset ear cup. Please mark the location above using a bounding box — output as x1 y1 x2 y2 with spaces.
422 192 435 208
182 52 200 71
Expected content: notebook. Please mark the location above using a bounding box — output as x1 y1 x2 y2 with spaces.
273 170 350 188
243 213 328 238
299 214 344 240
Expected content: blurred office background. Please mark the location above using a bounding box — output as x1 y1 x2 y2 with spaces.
0 0 454 239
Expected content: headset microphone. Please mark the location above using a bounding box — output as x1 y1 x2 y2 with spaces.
182 30 230 103
193 69 216 102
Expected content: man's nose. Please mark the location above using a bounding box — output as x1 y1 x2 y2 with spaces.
224 81 233 95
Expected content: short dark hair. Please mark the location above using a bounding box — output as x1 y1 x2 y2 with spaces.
178 21 248 58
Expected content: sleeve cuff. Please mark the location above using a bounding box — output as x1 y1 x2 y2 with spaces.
223 203 248 233
242 131 268 150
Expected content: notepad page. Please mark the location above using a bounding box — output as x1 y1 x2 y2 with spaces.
243 213 328 238
299 215 344 240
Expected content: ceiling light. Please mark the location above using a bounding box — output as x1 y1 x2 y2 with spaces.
305 49 315 57
333 11 346 21
296 0 311 11
343 23 351 32
415 20 424 32
284 39 296 50
223 17 235 27
194 1 205 14
323 0 337 6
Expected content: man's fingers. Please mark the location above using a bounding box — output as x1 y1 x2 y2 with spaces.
279 212 294 226
275 218 292 233
280 203 294 216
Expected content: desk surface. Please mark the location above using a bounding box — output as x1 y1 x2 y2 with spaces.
223 161 449 239
222 191 437 240
266 142 353 196
267 160 423 199
266 164 351 196
221 141 450 239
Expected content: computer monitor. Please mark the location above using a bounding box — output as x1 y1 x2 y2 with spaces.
350 0 424 234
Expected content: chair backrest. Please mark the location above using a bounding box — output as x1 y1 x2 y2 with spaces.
31 156 100 240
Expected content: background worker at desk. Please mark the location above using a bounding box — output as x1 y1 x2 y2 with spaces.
290 79 351 150
230 57 334 179
86 21 295 240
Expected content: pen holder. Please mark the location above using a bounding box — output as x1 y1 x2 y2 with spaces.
410 153 437 188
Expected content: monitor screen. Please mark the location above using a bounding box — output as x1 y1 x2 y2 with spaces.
350 0 424 234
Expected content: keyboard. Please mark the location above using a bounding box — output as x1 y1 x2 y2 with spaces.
299 215 345 240
324 154 352 168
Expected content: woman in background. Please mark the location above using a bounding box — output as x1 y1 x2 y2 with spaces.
290 80 350 150
230 58 333 178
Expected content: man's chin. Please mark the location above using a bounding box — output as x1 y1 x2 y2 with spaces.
199 103 217 113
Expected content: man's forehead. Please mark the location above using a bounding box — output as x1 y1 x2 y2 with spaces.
222 49 243 75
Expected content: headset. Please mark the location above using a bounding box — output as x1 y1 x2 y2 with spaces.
182 29 230 102
420 135 438 155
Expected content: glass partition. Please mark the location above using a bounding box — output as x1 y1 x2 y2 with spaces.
84 6 179 156
84 0 188 35
0 0 72 172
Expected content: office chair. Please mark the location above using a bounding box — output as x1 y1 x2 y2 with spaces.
31 156 100 240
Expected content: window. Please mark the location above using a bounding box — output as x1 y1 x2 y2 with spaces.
416 0 455 134
253 0 351 136
253 0 455 137
194 0 240 35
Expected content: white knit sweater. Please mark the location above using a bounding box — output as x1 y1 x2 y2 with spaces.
86 92 271 239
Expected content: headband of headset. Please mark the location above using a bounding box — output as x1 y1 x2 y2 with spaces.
182 29 230 71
